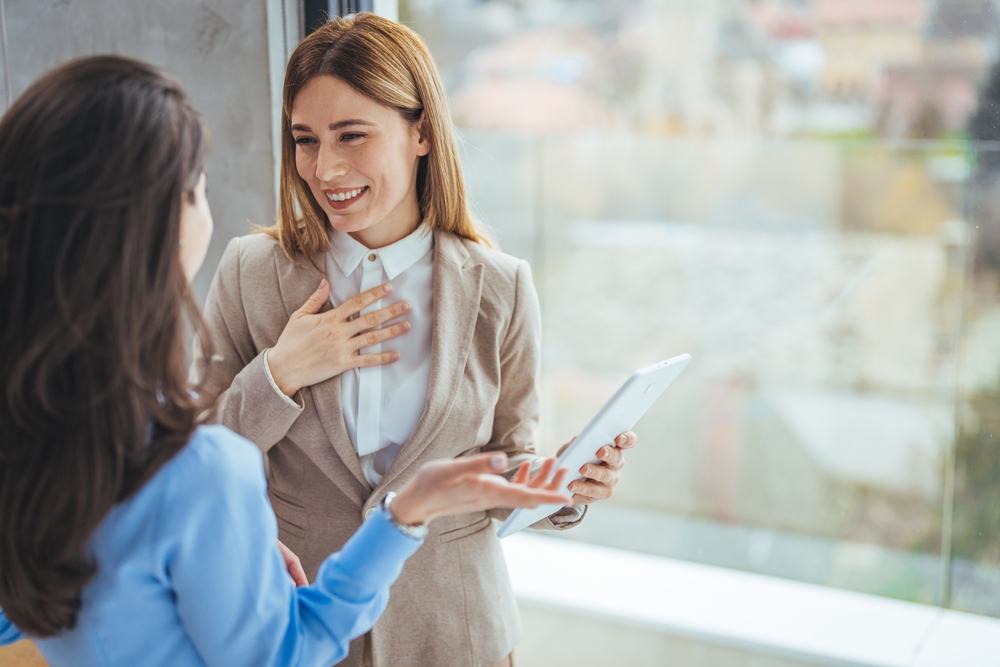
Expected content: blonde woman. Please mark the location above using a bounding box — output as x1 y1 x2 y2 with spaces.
199 13 637 667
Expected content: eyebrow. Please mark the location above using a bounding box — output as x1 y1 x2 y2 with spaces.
290 119 376 132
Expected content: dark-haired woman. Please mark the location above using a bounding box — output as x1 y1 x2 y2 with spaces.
0 56 569 667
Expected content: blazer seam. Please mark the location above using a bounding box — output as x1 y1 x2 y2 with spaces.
217 237 250 368
229 239 291 444
497 259 523 359
271 242 291 316
457 539 476 666
226 240 301 446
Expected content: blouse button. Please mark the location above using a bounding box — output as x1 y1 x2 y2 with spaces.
363 507 375 520
368 253 377 262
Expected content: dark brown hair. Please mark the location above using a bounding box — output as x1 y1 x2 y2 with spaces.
267 12 492 264
0 55 210 636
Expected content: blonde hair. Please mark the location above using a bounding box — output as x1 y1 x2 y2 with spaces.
267 12 491 261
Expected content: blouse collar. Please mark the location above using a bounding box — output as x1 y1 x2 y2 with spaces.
328 223 434 280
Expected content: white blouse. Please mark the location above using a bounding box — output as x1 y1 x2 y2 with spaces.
323 224 434 487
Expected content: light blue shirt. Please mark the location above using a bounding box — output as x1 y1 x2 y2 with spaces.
0 425 422 666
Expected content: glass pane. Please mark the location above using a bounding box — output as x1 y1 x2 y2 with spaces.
528 137 963 606
951 149 1000 617
407 0 1000 617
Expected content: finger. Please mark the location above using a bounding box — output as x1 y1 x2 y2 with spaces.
527 458 557 488
333 283 392 321
351 351 400 369
492 485 571 509
351 321 411 352
348 300 411 335
293 279 331 318
567 479 612 501
615 431 638 449
448 451 510 477
545 467 568 491
580 463 619 487
511 461 532 485
286 555 308 587
276 540 308 587
597 445 624 471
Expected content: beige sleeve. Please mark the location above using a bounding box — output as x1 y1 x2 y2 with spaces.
483 259 586 531
194 236 304 453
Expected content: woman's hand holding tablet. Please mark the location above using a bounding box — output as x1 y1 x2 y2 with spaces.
557 430 638 504
497 354 692 538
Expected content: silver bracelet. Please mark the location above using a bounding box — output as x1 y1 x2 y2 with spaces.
379 492 429 540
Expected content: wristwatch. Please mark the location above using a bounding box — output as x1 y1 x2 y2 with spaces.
379 491 429 540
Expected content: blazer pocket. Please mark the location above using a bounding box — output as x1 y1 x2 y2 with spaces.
269 491 307 539
439 513 492 544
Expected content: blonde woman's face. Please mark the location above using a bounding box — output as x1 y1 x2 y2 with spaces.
290 75 430 249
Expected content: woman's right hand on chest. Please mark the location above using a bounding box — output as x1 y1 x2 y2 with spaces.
266 279 411 396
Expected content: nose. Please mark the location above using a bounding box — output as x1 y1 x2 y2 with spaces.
315 143 347 183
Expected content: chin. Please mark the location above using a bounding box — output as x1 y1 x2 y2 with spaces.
326 211 372 234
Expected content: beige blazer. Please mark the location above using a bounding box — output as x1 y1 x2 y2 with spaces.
198 229 583 667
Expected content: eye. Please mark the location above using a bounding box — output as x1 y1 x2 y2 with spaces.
294 136 316 146
340 133 364 142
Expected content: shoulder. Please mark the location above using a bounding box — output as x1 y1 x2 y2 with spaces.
461 236 524 277
160 425 265 499
466 238 535 311
438 233 539 336
212 232 316 313
145 427 270 566
218 232 284 274
446 233 532 296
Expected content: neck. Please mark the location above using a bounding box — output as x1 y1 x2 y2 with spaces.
349 215 420 249
348 183 422 249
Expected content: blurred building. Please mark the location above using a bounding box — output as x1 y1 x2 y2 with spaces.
412 0 1000 138
878 1 999 137
815 0 925 97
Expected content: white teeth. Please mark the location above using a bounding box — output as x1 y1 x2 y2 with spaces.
326 187 366 202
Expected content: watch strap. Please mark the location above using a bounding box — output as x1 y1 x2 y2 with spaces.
379 492 429 540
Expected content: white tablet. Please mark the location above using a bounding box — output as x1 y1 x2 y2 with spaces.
496 354 691 539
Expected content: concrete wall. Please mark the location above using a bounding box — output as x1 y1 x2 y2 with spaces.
0 0 290 302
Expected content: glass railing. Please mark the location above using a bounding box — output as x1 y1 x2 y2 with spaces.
459 130 1000 618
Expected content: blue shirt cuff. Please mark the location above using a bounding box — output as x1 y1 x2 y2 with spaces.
0 610 24 646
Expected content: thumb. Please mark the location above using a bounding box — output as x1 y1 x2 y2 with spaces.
294 279 329 318
556 436 576 457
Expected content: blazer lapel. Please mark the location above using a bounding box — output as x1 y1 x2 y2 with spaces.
375 231 484 493
273 248 370 504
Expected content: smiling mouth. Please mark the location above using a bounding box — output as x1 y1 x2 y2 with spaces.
326 186 368 202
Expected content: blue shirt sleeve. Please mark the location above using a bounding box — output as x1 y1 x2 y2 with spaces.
159 428 421 667
0 608 25 645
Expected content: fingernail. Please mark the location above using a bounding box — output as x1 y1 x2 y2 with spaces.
618 435 626 445
599 448 607 459
390 352 399 361
569 483 578 492
490 454 505 470
401 322 411 331
319 279 327 289
382 284 392 293
401 302 411 311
